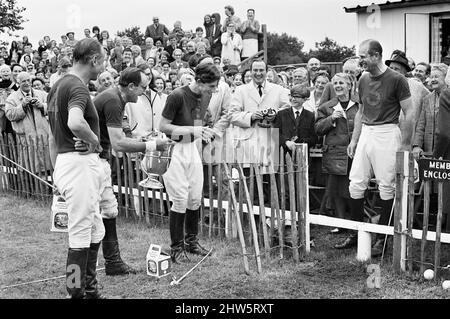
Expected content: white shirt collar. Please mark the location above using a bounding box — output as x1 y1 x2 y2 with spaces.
292 106 303 117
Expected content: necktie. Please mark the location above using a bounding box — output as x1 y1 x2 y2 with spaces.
258 85 263 97
295 110 301 126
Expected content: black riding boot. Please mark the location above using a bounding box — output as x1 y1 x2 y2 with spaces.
185 209 210 256
85 242 105 299
66 248 89 299
371 199 394 257
170 211 189 263
102 218 137 276
334 198 364 249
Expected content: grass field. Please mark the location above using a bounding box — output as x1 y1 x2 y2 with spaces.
1 192 450 299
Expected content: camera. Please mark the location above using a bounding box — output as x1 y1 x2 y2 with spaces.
261 108 276 119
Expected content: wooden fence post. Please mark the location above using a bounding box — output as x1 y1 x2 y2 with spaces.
296 144 309 257
434 182 444 282
262 24 268 65
393 151 409 273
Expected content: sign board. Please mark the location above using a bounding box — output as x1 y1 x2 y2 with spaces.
418 158 450 183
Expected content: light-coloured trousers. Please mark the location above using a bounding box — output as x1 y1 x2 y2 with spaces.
54 153 106 248
163 142 203 214
349 124 401 201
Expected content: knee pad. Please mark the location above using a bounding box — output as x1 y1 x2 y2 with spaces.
171 197 188 214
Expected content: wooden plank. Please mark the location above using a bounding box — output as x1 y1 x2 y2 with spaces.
262 24 268 65
223 163 250 275
407 153 415 275
296 144 308 259
269 171 283 259
159 175 165 225
208 157 213 238
286 153 299 262
0 134 8 192
143 175 150 225
279 148 286 256
115 155 123 217
135 155 142 220
17 138 29 198
34 137 45 201
254 165 270 257
39 135 51 197
6 134 18 195
238 163 262 273
434 182 444 282
393 151 407 273
122 153 129 219
420 181 430 275
238 167 244 242
126 155 136 218
217 163 223 238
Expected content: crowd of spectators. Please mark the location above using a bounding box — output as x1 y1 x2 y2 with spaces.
0 5 449 238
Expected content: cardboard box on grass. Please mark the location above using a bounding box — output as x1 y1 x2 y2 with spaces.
146 244 171 278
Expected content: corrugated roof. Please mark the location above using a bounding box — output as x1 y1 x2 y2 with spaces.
344 0 450 13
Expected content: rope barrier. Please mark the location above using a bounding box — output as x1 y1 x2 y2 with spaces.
0 153 55 190
0 268 105 290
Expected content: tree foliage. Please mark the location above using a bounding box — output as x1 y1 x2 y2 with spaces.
117 26 145 46
308 37 355 62
266 32 307 66
0 0 27 34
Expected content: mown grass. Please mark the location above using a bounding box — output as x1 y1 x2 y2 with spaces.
1 192 450 299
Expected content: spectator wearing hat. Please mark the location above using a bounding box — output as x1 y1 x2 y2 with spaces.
240 9 260 61
66 32 78 48
221 22 242 66
49 57 72 87
385 49 429 133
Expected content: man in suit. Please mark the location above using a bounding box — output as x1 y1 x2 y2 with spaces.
229 59 290 201
164 35 179 63
145 17 170 44
170 49 189 71
273 85 317 155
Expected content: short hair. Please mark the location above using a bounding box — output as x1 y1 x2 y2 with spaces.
168 34 177 41
32 77 45 86
92 26 100 33
331 72 353 89
224 5 234 15
312 72 330 84
173 49 183 56
430 63 448 77
123 48 132 55
195 27 203 32
11 63 23 71
292 67 308 77
290 85 310 99
131 45 141 53
197 55 214 66
416 62 431 75
196 42 206 50
72 38 103 64
250 59 267 71
194 63 221 84
247 8 255 13
161 61 170 67
361 39 383 57
118 67 145 87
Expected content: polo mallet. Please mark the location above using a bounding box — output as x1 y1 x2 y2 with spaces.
169 248 213 286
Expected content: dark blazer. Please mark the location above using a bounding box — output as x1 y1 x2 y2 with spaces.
210 23 223 58
273 107 317 154
145 24 170 42
164 45 178 63
434 89 450 160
